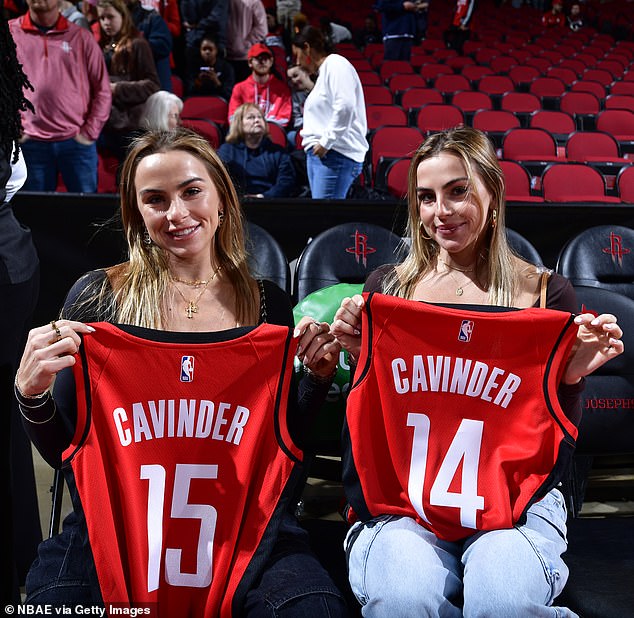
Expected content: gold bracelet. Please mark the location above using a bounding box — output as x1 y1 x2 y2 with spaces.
19 401 57 424
14 372 50 402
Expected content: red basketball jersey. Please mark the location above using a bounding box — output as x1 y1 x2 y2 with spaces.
65 322 302 616
343 293 578 541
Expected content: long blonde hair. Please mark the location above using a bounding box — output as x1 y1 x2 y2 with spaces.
103 128 257 328
384 126 518 306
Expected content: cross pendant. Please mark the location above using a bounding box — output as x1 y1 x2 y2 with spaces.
185 301 198 319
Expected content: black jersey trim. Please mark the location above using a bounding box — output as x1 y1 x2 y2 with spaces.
542 313 578 446
274 328 303 465
111 323 257 343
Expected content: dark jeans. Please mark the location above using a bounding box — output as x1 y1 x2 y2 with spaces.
21 138 98 193
383 37 414 61
26 510 349 616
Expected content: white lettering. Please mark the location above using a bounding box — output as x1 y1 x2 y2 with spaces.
390 355 521 409
111 400 252 445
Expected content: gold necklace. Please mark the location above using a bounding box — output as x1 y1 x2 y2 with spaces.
171 265 221 318
171 273 214 286
437 258 476 297
437 257 475 274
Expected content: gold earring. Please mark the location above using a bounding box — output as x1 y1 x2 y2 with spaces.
419 221 432 241
218 211 224 227
491 209 497 228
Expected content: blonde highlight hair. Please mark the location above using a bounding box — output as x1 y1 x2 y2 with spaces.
384 126 517 306
102 128 257 328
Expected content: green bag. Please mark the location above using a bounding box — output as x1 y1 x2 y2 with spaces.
293 283 364 451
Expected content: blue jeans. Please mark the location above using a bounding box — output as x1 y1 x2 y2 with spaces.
26 511 349 616
306 148 363 200
345 489 578 617
21 138 98 193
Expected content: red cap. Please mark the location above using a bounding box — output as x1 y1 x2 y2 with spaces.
248 43 273 59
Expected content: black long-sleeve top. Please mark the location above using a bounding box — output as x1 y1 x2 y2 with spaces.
22 269 330 468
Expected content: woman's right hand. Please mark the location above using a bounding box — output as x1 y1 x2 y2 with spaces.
330 294 365 363
16 320 95 397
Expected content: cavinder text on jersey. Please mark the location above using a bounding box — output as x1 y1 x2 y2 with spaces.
389 354 521 409
110 398 251 446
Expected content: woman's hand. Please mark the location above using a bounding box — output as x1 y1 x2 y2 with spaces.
16 320 95 396
312 144 328 158
294 316 341 379
330 294 364 363
562 312 624 385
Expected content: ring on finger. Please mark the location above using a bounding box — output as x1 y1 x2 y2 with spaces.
50 320 62 342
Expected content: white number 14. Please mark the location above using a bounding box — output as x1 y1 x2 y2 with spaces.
407 413 485 529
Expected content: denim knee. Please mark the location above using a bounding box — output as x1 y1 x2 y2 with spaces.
244 537 348 617
25 513 102 606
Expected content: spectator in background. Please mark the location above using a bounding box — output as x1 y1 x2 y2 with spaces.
125 0 173 91
444 0 477 54
265 6 289 73
353 12 382 49
415 0 430 42
276 0 300 34
542 0 565 27
229 42 292 128
319 16 352 46
139 0 181 78
225 0 267 82
218 102 297 198
97 0 160 162
10 0 111 192
287 63 313 146
181 0 228 74
375 0 418 61
60 0 89 27
567 2 584 30
185 31 235 98
81 0 100 28
292 25 368 199
265 6 287 51
140 90 183 130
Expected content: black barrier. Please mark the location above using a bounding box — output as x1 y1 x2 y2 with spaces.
11 192 634 327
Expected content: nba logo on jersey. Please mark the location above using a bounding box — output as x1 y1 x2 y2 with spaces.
180 356 195 382
458 320 474 342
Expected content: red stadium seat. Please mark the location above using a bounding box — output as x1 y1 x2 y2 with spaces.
616 165 634 202
541 163 621 202
180 118 223 149
414 104 465 135
499 160 544 203
365 104 408 130
559 91 601 130
472 110 521 148
181 95 229 127
528 110 576 146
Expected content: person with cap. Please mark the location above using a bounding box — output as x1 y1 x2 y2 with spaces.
542 0 565 27
228 42 292 128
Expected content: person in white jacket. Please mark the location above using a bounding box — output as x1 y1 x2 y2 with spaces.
292 25 368 199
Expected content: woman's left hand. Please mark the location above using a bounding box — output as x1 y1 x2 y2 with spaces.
312 144 328 158
562 312 624 384
294 316 341 379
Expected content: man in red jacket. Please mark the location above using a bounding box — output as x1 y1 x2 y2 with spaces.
228 42 292 128
542 0 566 28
